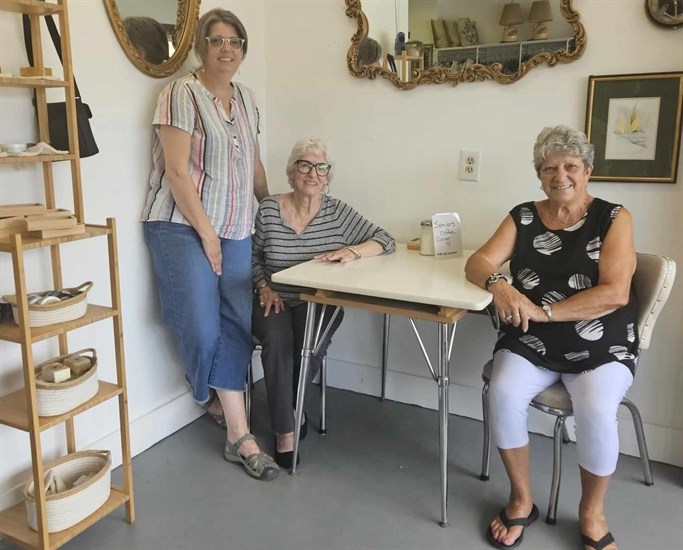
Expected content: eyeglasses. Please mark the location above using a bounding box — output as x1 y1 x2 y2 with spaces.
295 160 332 177
206 36 245 50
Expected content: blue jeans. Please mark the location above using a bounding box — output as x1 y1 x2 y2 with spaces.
144 221 253 403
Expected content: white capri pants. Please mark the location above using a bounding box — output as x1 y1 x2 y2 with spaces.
489 350 634 476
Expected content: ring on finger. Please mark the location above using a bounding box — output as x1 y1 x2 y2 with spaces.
505 314 513 321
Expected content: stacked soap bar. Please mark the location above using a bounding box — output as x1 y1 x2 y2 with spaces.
37 354 92 384
19 66 52 78
62 355 91 376
42 363 71 383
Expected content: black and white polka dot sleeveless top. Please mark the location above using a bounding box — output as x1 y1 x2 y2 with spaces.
495 198 638 375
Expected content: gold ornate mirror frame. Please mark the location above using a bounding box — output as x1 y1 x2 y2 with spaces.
346 0 586 91
103 0 201 78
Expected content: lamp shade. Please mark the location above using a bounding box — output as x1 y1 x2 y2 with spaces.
529 0 553 23
499 3 524 26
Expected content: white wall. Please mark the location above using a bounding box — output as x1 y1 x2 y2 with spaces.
263 0 683 468
0 0 681 512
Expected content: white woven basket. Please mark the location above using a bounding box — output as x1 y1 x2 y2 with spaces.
24 450 111 533
3 282 92 327
34 349 98 416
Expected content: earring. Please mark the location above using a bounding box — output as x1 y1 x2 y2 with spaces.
323 183 330 195
288 177 295 189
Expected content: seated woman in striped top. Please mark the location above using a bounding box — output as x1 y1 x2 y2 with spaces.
252 138 396 468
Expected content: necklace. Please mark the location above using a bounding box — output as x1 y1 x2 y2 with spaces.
545 199 589 224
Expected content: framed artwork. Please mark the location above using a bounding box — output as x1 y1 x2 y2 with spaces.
645 0 683 29
585 72 683 183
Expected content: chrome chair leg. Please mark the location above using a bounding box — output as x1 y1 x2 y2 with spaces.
246 360 253 431
381 313 390 400
320 356 327 435
621 398 654 486
561 421 571 444
481 381 491 481
547 416 565 525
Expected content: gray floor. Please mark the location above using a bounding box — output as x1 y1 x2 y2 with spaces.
3 383 682 550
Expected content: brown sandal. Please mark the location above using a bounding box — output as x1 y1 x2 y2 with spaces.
224 433 279 481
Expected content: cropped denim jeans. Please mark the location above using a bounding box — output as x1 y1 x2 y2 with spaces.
144 221 253 403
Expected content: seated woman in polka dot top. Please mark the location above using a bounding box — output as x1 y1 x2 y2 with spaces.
466 125 636 550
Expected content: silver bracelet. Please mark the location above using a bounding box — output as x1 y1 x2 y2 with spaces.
345 245 361 259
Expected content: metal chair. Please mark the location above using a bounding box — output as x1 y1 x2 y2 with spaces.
247 312 392 433
480 253 677 524
246 343 327 433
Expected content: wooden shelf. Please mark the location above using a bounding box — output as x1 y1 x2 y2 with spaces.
0 305 117 344
0 381 122 431
0 0 136 541
0 76 69 88
0 0 62 15
0 486 129 550
0 224 111 252
0 154 76 165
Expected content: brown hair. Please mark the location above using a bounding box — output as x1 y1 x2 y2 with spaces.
357 38 382 66
123 16 169 65
194 8 248 64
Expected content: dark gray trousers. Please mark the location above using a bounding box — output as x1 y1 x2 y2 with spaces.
252 299 344 434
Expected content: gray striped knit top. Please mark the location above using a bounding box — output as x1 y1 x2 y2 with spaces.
252 194 396 303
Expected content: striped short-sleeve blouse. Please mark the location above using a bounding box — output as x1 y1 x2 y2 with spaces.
141 73 260 240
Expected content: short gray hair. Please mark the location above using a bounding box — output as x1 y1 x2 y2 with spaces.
286 138 336 182
533 125 595 176
194 9 248 65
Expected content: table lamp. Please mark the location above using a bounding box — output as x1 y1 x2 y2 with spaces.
499 2 524 43
528 0 553 40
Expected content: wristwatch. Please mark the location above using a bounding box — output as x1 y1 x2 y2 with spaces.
485 272 507 290
542 304 553 322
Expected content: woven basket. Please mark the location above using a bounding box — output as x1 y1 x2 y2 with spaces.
24 450 111 533
34 349 98 416
3 282 92 327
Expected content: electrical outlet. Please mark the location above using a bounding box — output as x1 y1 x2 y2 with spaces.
459 150 481 181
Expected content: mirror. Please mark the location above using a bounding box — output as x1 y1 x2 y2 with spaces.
645 0 683 29
104 0 201 78
346 0 586 90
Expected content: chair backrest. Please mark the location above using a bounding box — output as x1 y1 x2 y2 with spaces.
633 253 677 350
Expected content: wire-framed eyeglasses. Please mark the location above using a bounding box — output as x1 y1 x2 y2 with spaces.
295 160 332 177
206 36 245 50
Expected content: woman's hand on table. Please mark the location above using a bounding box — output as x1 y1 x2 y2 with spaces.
314 246 360 263
258 286 284 316
491 283 546 332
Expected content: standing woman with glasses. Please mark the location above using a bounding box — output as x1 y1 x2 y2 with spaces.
142 9 279 480
252 138 396 468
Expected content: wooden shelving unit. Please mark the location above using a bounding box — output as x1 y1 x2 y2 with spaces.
0 1 135 548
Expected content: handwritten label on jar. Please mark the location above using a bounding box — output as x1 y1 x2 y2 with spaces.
431 212 463 258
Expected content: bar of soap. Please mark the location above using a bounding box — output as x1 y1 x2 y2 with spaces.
62 355 91 376
42 363 71 383
20 66 52 77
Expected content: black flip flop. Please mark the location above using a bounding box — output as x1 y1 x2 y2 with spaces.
581 532 615 549
486 503 540 549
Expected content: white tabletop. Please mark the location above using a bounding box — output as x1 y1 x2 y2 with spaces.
272 245 492 311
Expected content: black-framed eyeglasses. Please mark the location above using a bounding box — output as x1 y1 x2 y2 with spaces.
295 160 332 177
206 36 245 50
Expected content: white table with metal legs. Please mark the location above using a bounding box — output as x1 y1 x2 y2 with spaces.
272 246 491 527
